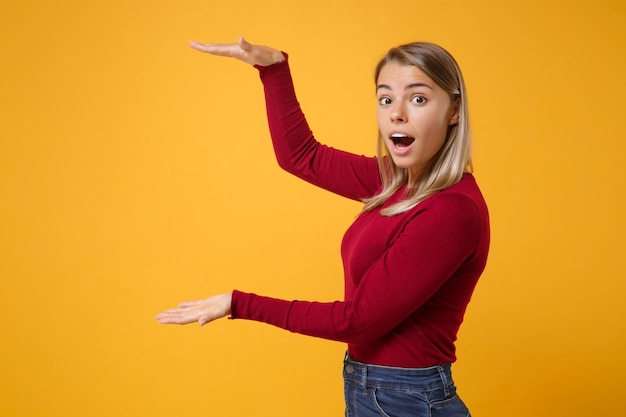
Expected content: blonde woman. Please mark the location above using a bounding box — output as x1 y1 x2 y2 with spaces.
157 37 490 417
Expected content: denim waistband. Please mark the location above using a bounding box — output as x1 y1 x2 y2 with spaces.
343 352 454 394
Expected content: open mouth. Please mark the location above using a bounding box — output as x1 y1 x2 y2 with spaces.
390 133 415 148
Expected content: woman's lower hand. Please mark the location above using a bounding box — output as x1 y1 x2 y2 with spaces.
156 293 233 326
189 36 285 67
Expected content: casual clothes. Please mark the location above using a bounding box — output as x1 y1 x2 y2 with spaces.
231 56 490 369
343 353 471 417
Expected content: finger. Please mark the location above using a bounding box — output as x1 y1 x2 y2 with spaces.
156 307 193 320
156 313 176 324
155 309 177 319
155 310 179 322
238 36 252 53
189 41 242 58
156 315 175 324
178 300 203 307
156 311 198 325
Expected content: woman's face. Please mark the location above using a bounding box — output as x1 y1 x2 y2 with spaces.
376 61 459 182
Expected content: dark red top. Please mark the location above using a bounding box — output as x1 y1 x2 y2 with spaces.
231 56 490 367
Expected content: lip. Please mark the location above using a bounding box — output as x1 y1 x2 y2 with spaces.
388 131 415 155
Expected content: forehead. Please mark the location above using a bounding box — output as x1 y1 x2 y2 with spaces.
376 62 435 89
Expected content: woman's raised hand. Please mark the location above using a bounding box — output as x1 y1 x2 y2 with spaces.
189 36 285 67
156 293 233 326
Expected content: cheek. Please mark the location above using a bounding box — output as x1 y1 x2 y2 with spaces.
430 105 454 132
418 110 448 138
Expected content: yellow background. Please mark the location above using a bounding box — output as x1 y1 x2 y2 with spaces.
1 0 625 416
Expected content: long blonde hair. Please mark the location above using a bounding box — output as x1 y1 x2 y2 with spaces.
362 42 472 216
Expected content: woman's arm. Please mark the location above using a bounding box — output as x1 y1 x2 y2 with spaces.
256 57 381 200
156 193 484 333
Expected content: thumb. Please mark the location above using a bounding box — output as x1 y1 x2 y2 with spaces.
238 36 252 53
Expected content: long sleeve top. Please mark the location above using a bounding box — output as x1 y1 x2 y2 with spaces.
230 56 490 368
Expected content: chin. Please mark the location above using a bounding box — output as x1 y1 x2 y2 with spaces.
390 157 418 171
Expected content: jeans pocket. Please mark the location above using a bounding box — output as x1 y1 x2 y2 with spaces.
371 387 430 417
429 393 471 417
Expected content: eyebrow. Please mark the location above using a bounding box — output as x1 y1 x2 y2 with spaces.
376 83 434 91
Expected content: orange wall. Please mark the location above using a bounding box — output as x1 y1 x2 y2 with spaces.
1 1 625 416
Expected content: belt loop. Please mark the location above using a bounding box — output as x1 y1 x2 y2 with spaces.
360 363 368 393
437 365 450 397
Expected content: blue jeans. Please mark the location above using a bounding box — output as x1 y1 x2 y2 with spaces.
343 353 471 417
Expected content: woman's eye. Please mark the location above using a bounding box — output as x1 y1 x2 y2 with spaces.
379 97 392 105
411 96 426 104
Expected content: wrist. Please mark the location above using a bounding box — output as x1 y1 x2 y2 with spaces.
272 51 286 64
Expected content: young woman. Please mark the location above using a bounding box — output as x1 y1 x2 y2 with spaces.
156 37 490 417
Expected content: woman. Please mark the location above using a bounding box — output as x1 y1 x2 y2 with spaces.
157 37 490 417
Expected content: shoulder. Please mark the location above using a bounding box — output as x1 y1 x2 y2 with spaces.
415 174 489 230
430 174 487 211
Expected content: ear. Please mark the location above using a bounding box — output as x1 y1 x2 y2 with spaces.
448 98 461 126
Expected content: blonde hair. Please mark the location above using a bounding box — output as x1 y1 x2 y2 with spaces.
362 42 472 216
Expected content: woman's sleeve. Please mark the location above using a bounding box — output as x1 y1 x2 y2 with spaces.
230 192 485 344
256 56 381 201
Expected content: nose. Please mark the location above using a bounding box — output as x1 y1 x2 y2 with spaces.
390 102 406 122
